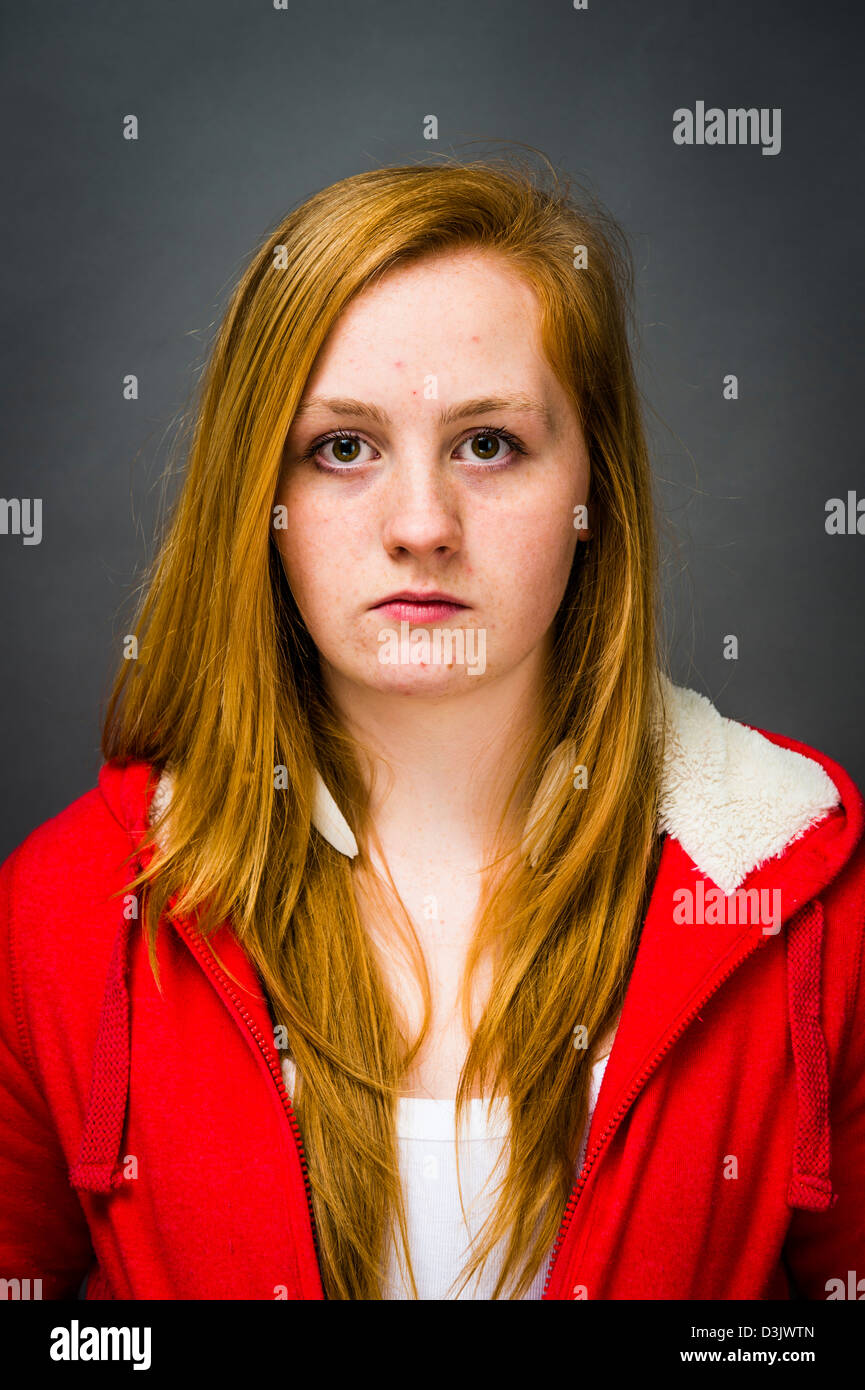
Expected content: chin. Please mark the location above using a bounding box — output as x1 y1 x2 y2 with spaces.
366 664 488 695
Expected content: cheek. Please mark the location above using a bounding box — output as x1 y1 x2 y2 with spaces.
273 482 362 611
480 495 579 618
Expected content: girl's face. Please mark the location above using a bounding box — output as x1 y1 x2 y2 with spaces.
272 247 590 699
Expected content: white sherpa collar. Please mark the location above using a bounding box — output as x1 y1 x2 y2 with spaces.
148 674 841 895
649 674 839 892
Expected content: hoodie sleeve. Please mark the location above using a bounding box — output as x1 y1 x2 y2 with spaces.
782 879 865 1299
0 844 93 1299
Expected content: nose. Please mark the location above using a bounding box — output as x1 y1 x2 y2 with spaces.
379 454 463 562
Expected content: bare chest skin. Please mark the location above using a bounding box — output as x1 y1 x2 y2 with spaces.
358 850 497 1101
358 850 621 1102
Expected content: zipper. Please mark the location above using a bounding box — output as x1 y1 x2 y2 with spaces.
542 928 773 1298
175 918 322 1284
167 883 770 1300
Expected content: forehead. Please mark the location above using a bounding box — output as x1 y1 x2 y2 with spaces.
299 248 560 408
332 247 540 338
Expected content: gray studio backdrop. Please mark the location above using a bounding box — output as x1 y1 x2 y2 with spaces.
1 0 862 859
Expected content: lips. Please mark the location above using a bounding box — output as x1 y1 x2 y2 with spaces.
371 590 466 608
370 590 469 624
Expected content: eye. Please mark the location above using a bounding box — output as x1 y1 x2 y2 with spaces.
453 427 528 470
304 430 377 472
300 423 528 474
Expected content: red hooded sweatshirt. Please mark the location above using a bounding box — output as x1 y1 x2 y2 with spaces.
1 679 864 1301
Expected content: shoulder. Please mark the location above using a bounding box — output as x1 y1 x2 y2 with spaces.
659 675 865 1005
1 775 137 908
656 677 863 891
0 761 159 983
652 680 865 1083
656 676 857 832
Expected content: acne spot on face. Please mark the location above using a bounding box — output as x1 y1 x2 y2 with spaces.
470 335 480 342
393 360 403 368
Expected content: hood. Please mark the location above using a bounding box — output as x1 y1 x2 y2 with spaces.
72 676 864 1213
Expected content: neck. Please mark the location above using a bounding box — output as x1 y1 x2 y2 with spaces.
322 642 549 866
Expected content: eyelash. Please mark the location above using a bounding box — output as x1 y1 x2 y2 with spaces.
300 425 528 474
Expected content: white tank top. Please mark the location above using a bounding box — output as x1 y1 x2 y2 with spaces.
281 1049 611 1299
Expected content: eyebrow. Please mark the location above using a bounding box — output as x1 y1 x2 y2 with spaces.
292 394 555 430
